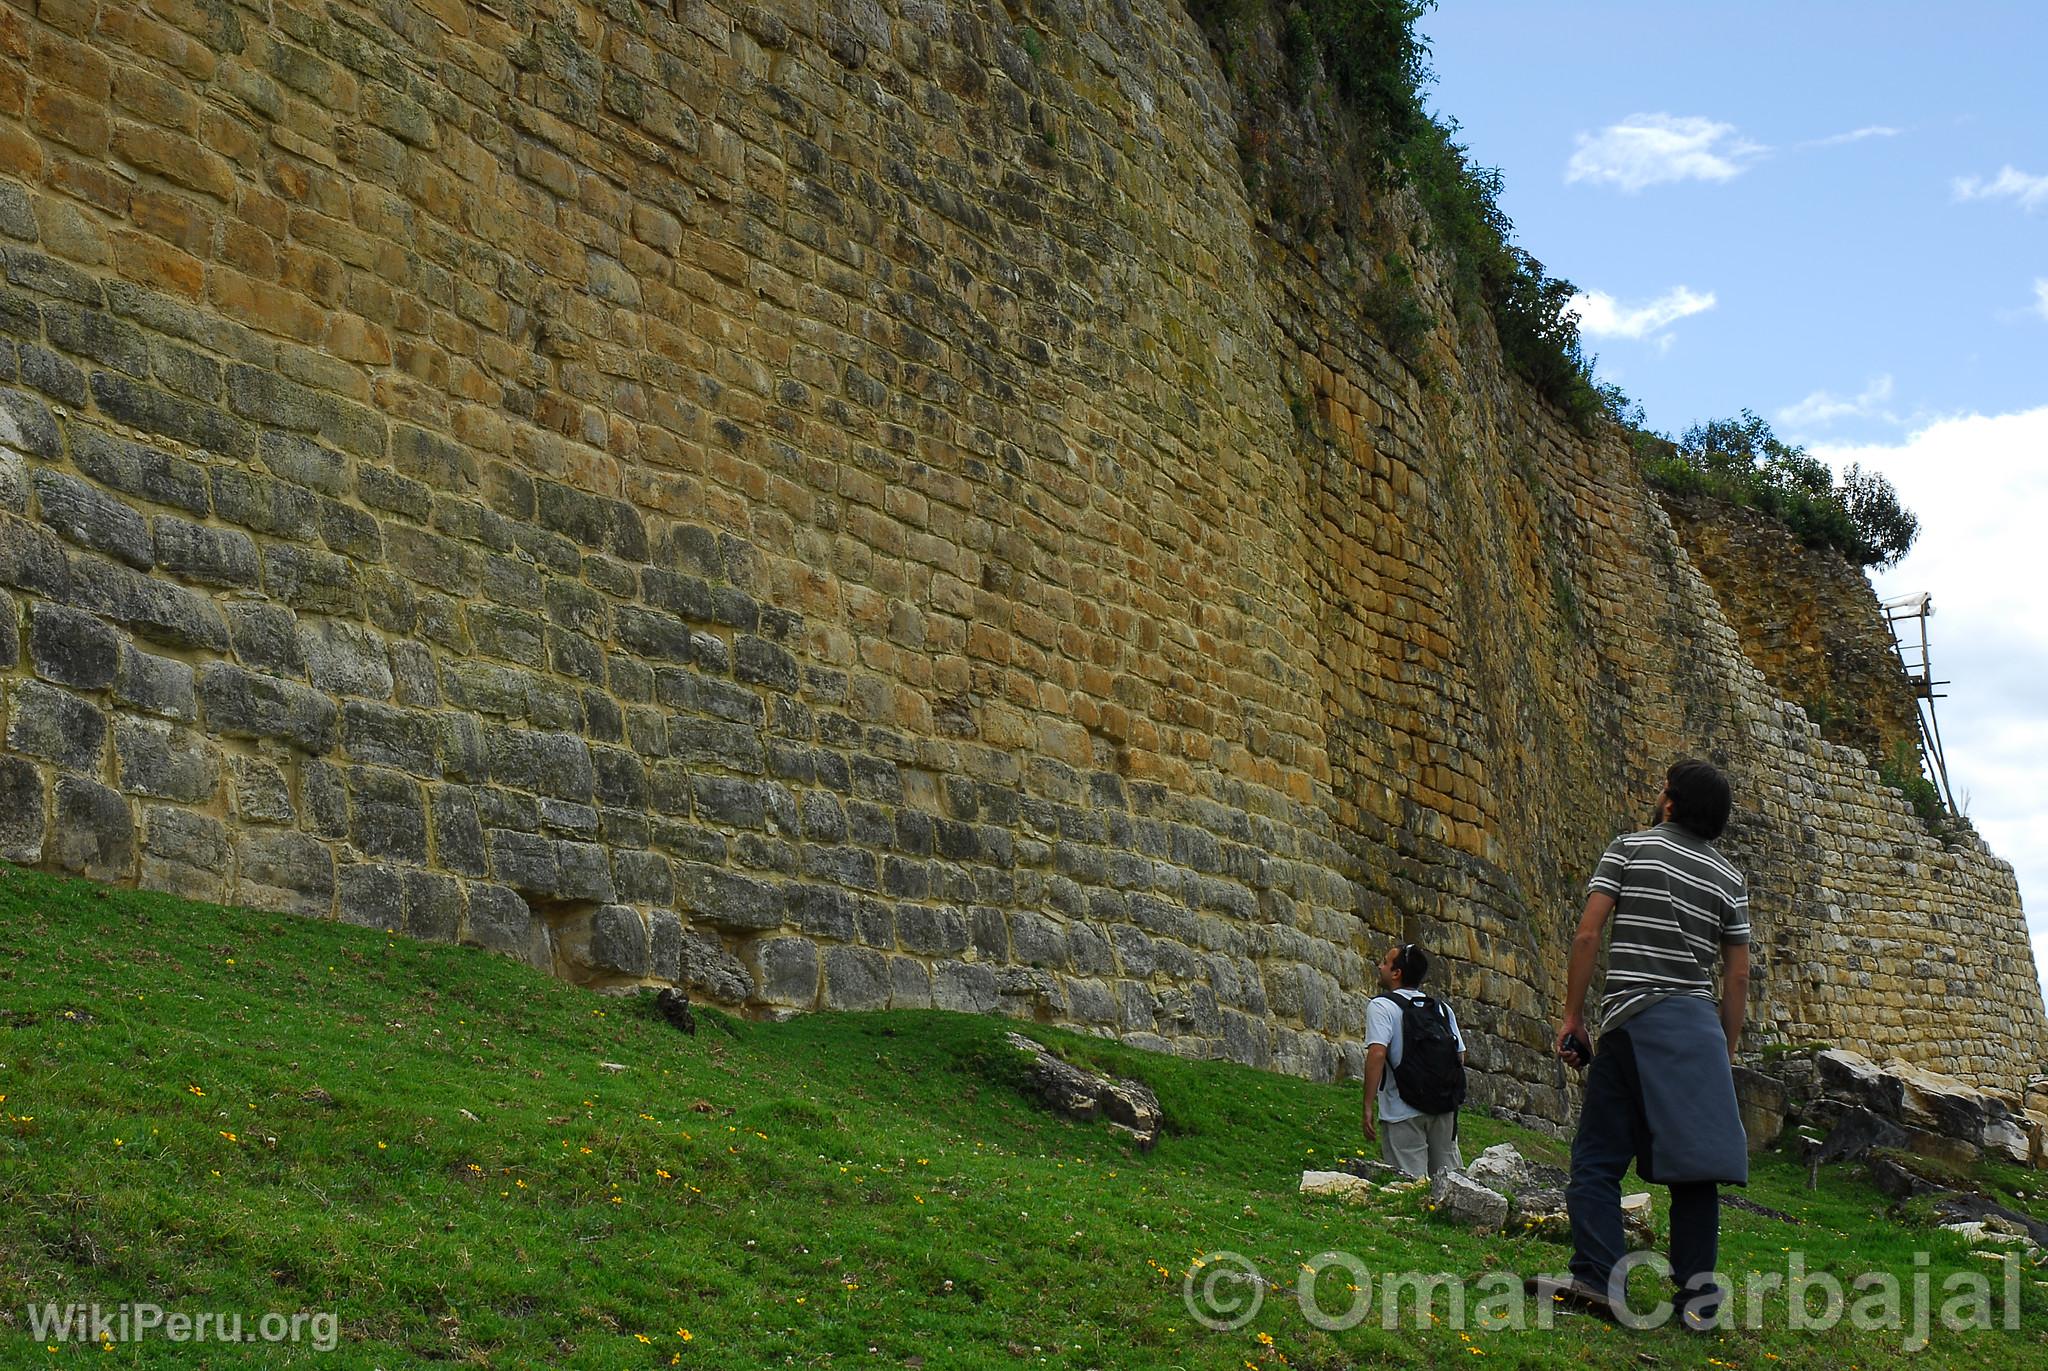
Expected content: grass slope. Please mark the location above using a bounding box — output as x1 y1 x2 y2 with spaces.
0 863 2042 1367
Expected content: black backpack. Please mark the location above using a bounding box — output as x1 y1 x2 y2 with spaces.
1376 992 1467 1116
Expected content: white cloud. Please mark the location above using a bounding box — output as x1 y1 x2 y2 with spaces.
1569 285 1716 343
1952 165 2048 211
2035 279 2048 321
1801 125 1902 148
1565 114 1765 192
1776 374 1898 428
1813 406 2048 1007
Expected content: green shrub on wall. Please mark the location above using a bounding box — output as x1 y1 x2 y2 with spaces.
1640 409 1921 568
1188 0 1607 427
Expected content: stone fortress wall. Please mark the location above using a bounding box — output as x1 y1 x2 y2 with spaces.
0 0 2038 1119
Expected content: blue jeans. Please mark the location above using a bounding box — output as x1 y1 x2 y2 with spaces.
1566 1025 1723 1311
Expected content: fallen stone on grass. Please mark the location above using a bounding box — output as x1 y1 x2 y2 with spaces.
1299 1170 1376 1204
1004 1032 1161 1149
1429 1169 1510 1230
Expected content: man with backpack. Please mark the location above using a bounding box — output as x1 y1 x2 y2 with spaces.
1362 942 1467 1178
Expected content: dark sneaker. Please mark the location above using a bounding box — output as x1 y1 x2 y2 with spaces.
1523 1275 1618 1321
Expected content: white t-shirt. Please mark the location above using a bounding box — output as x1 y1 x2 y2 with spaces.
1367 988 1466 1123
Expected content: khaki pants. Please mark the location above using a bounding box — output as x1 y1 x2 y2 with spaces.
1381 1111 1462 1178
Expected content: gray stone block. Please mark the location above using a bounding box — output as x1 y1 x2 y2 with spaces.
302 759 349 837
65 428 209 518
1012 911 1069 969
67 551 229 652
7 678 105 769
263 542 359 614
1116 979 1158 1031
27 601 119 689
0 590 13 668
402 869 462 942
437 713 488 781
791 884 857 940
486 827 556 895
234 828 334 917
932 960 998 1014
338 863 406 930
114 717 221 803
227 602 304 674
612 847 673 904
888 955 933 1009
1064 976 1118 1024
648 908 683 981
114 643 196 721
682 928 750 1002
300 618 392 698
52 777 135 881
536 796 598 834
34 468 152 568
138 804 227 901
0 386 60 461
349 766 427 863
341 700 439 775
823 944 890 1010
895 903 969 956
677 861 786 930
971 906 1008 961
198 662 336 753
230 755 295 824
555 840 616 902
428 784 485 874
463 883 550 968
259 430 351 495
1067 921 1115 977
389 640 440 706
486 726 594 800
0 754 45 862
0 511 70 598
747 935 818 1008
586 904 650 976
316 497 383 560
153 515 259 588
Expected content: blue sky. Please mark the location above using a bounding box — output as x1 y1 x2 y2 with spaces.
1416 3 2048 1012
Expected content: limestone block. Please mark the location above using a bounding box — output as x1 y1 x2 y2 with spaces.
823 943 890 1010
888 955 933 1009
198 662 336 753
114 716 221 804
463 883 550 969
115 643 196 721
748 935 819 1008
402 870 463 944
682 928 750 1003
0 755 46 863
7 679 106 770
139 805 228 902
234 829 333 917
27 601 119 689
338 863 405 930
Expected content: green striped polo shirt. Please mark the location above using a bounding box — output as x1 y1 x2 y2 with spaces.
1587 822 1750 1032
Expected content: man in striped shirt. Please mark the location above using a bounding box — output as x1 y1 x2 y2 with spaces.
1547 759 1752 1331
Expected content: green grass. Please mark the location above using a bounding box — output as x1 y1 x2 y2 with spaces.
0 863 2042 1366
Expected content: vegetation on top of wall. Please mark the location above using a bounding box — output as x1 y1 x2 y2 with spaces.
1188 0 1608 428
1636 409 1921 568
